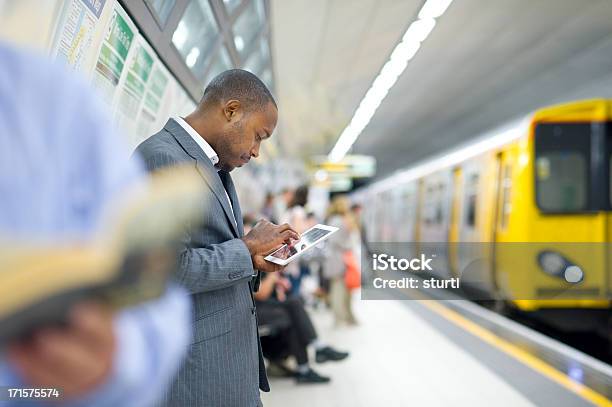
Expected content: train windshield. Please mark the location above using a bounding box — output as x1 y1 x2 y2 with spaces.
535 123 590 212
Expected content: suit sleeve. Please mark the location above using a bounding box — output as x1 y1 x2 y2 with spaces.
177 239 254 294
137 149 255 294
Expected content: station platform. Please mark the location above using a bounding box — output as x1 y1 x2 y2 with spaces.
261 290 612 407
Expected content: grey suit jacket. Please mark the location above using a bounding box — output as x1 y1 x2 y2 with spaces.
134 119 268 407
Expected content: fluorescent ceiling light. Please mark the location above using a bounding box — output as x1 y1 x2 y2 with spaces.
418 0 454 19
402 18 436 43
390 40 421 63
328 1 454 162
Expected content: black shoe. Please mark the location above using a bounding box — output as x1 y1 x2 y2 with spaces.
267 361 297 378
315 346 349 363
295 368 331 384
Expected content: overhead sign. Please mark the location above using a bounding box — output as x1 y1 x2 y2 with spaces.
311 154 376 178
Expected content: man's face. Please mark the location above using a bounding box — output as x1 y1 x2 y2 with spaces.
217 101 277 172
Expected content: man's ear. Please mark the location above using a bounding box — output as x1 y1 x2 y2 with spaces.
223 100 242 122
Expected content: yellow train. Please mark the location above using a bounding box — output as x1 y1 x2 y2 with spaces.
359 99 612 337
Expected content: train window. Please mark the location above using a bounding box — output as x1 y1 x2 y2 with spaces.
535 123 591 212
436 182 446 224
500 165 512 229
425 182 445 225
172 0 219 77
465 174 478 227
424 184 440 225
536 153 586 211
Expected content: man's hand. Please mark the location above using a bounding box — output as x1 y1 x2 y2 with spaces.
241 220 299 272
253 254 284 273
7 302 116 399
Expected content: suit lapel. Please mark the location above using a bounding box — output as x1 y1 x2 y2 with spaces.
164 119 240 237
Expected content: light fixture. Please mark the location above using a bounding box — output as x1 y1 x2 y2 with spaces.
538 251 567 276
328 1 455 162
172 21 188 49
185 47 200 68
314 170 328 182
235 35 245 51
537 250 583 283
403 18 436 43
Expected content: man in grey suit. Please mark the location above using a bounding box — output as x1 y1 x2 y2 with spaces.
134 69 299 406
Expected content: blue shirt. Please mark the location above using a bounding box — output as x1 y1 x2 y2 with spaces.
0 43 191 406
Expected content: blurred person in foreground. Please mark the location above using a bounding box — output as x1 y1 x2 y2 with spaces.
135 69 298 406
324 195 359 326
0 43 191 406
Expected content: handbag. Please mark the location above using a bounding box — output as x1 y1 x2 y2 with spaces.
343 250 360 290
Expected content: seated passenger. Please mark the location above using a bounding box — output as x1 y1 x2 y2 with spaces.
254 271 349 384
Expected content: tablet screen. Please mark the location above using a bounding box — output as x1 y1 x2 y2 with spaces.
268 227 333 260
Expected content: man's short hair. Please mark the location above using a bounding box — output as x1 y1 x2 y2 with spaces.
201 69 277 112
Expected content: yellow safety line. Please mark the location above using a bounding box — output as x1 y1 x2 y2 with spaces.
415 298 612 406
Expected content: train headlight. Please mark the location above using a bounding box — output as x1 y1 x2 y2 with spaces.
537 251 583 283
537 251 565 275
563 266 584 283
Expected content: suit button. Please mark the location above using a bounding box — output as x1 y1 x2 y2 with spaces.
251 307 256 315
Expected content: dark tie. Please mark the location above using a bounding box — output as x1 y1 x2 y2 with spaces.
217 170 231 203
217 170 237 224
219 170 260 290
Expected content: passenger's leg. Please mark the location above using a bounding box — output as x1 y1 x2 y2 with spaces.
282 296 349 363
330 276 348 325
282 296 317 344
345 287 357 325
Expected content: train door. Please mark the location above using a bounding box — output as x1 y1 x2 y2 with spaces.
420 170 453 278
492 151 511 296
606 118 612 300
449 167 462 276
454 159 497 296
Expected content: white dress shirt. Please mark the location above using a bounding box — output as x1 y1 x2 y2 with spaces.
173 117 237 226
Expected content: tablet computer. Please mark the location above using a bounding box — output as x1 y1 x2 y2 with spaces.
264 224 339 266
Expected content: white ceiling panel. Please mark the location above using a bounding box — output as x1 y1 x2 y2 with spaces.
271 0 612 179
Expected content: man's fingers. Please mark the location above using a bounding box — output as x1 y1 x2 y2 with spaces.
265 263 283 273
8 345 67 390
254 255 283 273
275 223 292 232
276 223 299 236
69 303 115 348
279 230 299 242
32 329 101 383
253 219 270 229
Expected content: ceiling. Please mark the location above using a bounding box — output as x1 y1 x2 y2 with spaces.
270 0 612 180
